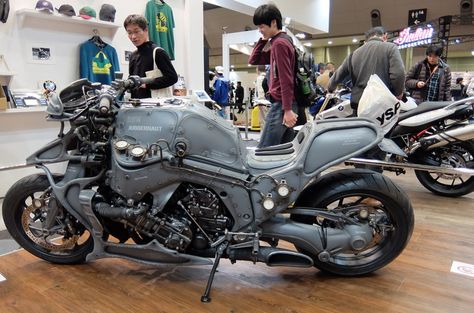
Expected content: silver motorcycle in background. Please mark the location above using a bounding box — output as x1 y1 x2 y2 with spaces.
316 93 474 197
2 76 414 302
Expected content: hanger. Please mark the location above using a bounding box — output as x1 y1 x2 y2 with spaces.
89 29 106 48
155 0 165 5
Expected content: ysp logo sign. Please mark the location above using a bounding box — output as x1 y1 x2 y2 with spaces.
376 102 401 126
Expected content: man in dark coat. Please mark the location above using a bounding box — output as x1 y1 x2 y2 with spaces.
235 81 244 113
405 44 452 104
328 26 405 110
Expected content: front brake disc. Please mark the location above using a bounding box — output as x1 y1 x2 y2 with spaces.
22 204 79 252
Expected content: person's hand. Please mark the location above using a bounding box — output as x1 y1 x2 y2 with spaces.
416 81 426 88
282 110 298 128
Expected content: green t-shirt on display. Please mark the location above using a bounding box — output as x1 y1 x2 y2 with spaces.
145 1 175 60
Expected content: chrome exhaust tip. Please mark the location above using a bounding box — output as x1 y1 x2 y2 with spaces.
266 250 314 267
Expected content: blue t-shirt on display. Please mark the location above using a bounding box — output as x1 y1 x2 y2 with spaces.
80 41 120 85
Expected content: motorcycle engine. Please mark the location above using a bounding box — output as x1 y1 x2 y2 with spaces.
103 184 231 252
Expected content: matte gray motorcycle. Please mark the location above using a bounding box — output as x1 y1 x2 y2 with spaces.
2 77 414 302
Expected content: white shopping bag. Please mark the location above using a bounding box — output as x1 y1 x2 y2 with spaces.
357 74 401 134
145 47 173 98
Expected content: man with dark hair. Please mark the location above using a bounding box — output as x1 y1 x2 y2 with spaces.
405 44 452 104
328 26 405 110
124 14 177 99
249 4 298 148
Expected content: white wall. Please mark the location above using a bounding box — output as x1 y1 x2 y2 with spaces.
1 0 204 91
204 0 330 33
229 70 259 102
0 0 205 198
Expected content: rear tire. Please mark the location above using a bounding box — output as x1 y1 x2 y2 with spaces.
2 174 93 264
292 169 414 276
414 142 474 197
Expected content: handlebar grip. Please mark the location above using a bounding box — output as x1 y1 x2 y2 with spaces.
121 76 155 90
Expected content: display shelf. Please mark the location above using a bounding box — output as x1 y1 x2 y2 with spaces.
0 106 47 114
0 73 15 86
16 9 120 38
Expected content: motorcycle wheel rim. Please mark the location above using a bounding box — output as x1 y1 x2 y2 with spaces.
19 191 91 254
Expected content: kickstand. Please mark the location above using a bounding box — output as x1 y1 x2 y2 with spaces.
201 242 228 302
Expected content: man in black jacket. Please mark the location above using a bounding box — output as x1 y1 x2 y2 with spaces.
124 14 177 99
405 44 452 104
235 81 244 113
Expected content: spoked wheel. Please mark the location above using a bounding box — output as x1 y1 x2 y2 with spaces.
291 169 414 276
2 174 93 264
414 142 474 197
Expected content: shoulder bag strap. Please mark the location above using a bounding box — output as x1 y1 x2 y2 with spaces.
152 47 159 70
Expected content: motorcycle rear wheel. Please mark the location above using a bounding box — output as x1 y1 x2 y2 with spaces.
2 174 93 264
414 142 474 197
291 169 414 276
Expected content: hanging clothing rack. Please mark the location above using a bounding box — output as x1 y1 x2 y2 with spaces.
89 29 106 49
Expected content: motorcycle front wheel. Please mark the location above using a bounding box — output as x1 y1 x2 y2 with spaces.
2 174 93 264
414 142 474 197
292 169 414 276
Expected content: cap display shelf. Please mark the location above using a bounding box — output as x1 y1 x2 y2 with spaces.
16 9 119 38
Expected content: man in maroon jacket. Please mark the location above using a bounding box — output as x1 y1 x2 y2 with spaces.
249 4 298 148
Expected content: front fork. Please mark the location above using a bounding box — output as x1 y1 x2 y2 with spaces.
36 163 104 235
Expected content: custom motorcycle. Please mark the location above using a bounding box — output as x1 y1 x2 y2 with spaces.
316 94 474 197
3 76 414 302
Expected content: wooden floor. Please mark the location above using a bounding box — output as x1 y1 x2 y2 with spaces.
1 170 473 313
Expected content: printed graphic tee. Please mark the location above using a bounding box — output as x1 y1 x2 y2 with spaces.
80 40 120 85
145 1 175 60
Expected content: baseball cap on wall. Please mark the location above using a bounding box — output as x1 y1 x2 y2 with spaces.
78 6 96 19
99 4 116 22
35 0 54 14
56 4 76 17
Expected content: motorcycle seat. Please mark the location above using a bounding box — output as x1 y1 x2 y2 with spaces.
246 133 305 170
398 101 452 122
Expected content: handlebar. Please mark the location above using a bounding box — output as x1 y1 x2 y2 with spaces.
118 76 156 90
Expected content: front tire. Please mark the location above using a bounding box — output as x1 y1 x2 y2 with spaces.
2 174 93 264
414 142 474 197
292 169 414 276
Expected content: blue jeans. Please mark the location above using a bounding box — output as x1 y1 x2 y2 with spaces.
217 105 229 119
257 101 298 148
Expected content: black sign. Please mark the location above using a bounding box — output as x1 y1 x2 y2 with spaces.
408 8 427 26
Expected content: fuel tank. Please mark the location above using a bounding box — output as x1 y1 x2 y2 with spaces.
109 100 249 199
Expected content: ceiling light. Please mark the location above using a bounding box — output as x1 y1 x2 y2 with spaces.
295 33 306 39
248 64 251 67
230 65 235 68
303 42 312 47
352 38 358 43
328 41 333 45
471 50 474 56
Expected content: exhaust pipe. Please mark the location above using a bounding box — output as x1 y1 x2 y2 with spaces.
418 124 474 150
347 158 474 176
228 246 313 267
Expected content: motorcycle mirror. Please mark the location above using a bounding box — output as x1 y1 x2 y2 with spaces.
43 80 57 92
